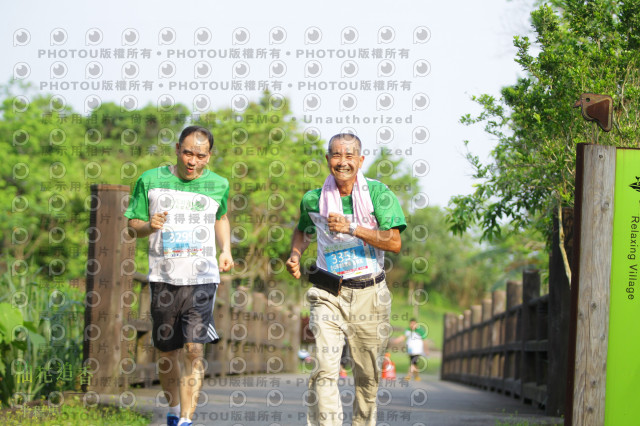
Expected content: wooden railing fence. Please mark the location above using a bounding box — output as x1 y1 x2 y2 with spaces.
82 184 300 394
441 269 566 416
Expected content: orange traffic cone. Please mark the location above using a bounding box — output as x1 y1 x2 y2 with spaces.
381 353 396 380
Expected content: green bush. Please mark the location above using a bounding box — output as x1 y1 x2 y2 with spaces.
0 260 84 407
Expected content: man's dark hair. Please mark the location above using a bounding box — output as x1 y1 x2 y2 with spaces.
327 133 362 155
179 126 214 152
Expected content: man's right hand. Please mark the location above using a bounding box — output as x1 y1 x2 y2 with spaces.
128 212 168 239
286 254 301 279
149 211 168 231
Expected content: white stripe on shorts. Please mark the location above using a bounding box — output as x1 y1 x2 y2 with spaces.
207 323 218 340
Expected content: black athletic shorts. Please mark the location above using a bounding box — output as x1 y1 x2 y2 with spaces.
410 355 423 365
150 282 219 352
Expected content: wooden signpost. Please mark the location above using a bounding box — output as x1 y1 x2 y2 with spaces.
568 144 640 425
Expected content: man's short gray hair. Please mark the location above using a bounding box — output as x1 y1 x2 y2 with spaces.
327 133 362 155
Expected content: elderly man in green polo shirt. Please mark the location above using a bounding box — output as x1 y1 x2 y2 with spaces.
286 132 406 426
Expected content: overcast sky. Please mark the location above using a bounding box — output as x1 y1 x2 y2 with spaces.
1 0 534 207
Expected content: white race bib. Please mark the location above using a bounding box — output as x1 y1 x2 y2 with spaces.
161 226 203 258
324 240 370 276
310 213 378 279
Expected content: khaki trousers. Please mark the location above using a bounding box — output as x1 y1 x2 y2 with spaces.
306 280 392 426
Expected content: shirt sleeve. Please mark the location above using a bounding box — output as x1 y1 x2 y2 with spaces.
371 184 407 233
418 326 428 339
297 196 316 234
124 176 149 222
216 180 230 220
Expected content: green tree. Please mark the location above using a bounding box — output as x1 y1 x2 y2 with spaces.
0 81 189 279
447 0 640 276
195 94 326 291
387 206 547 307
1 83 88 279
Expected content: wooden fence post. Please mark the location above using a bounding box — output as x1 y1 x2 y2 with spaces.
285 303 301 373
567 144 616 425
462 309 472 376
441 313 457 378
208 275 231 376
83 184 135 394
547 210 572 416
470 305 482 377
456 314 464 376
252 292 267 373
504 281 522 396
491 290 506 388
130 273 154 387
228 286 249 375
480 299 493 382
520 270 541 402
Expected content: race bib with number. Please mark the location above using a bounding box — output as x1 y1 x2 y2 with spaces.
309 212 381 279
324 239 374 276
162 228 203 258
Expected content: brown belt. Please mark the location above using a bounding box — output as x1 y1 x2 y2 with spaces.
341 272 386 289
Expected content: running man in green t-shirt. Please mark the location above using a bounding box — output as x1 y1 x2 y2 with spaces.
125 126 233 426
391 318 429 381
286 133 406 426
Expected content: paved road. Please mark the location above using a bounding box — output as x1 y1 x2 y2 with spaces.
131 373 562 426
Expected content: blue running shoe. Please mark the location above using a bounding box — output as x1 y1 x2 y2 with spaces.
167 412 179 426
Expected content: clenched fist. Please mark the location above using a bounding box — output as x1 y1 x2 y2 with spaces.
149 211 168 231
286 254 302 279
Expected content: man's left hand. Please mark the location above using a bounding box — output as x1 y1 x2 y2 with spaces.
218 252 234 272
327 212 350 234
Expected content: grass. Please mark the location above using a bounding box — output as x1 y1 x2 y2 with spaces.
386 289 459 378
0 397 151 425
389 289 462 349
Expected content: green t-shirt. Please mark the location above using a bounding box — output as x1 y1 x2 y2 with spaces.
124 166 229 285
296 178 406 278
297 178 407 234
